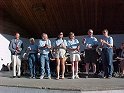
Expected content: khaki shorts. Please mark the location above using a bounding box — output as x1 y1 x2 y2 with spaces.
55 49 66 58
70 53 81 62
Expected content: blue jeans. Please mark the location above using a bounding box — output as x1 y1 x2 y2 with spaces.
28 53 37 77
102 48 113 77
40 54 51 77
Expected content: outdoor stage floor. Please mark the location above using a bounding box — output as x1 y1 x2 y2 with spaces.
0 71 124 92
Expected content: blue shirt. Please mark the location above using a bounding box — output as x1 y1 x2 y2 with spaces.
9 39 23 55
39 39 51 54
67 39 79 49
53 38 67 49
83 36 98 49
67 39 80 53
102 36 113 48
28 44 38 54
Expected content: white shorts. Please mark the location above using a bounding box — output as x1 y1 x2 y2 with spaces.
70 53 81 62
55 49 66 58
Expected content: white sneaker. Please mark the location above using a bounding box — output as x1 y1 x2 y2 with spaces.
75 75 79 79
33 77 36 79
48 76 51 79
72 76 75 79
40 75 44 79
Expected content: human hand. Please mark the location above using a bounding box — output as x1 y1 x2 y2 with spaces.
44 44 48 48
82 38 86 44
86 44 92 49
27 47 31 51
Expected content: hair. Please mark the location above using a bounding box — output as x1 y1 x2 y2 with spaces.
69 32 74 36
29 38 35 42
56 32 64 40
15 32 20 36
88 29 93 33
103 29 108 33
69 32 75 39
42 33 47 37
42 33 48 40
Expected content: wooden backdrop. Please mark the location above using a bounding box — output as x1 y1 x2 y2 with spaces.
1 0 124 38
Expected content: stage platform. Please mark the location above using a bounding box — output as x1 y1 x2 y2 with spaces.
0 71 124 93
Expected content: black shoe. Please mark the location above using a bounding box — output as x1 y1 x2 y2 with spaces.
13 76 16 78
17 76 20 78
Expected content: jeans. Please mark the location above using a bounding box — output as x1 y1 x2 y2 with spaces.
102 48 113 77
40 54 51 77
28 53 37 77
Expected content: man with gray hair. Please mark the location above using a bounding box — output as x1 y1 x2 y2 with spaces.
82 29 98 77
9 33 23 78
39 33 51 79
27 38 38 78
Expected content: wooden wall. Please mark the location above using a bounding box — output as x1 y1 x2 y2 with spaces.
1 0 124 38
0 10 27 38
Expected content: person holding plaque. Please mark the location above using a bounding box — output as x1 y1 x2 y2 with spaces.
67 32 81 79
9 33 23 78
53 32 67 80
100 29 113 78
82 29 98 77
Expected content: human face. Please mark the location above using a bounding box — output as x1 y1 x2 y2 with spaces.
58 32 63 38
102 30 108 37
88 30 93 36
121 44 124 49
30 40 35 44
42 34 48 40
15 33 20 39
69 34 75 40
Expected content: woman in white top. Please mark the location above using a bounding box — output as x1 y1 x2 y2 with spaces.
67 32 81 79
53 32 67 80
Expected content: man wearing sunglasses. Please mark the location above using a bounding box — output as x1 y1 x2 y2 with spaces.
100 29 113 78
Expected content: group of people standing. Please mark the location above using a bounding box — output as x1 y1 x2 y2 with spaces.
83 29 113 78
9 29 114 79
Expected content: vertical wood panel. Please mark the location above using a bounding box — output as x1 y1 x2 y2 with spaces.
1 0 124 38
